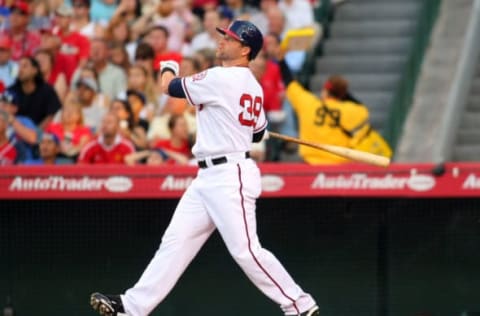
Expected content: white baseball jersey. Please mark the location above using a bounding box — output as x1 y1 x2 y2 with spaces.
181 66 268 159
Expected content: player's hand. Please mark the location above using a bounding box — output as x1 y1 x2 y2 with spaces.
160 60 180 76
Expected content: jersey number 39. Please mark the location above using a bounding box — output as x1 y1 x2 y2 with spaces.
238 93 262 127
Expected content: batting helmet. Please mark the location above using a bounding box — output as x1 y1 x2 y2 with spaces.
216 20 263 60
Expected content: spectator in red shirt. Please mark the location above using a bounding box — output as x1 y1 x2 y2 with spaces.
53 4 91 69
142 25 182 72
38 27 77 85
3 1 41 61
45 101 93 159
77 111 135 164
0 109 17 165
153 114 192 165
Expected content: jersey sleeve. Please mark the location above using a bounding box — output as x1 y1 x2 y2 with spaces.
181 68 219 106
254 101 268 133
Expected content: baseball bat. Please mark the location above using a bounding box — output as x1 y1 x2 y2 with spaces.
268 131 390 167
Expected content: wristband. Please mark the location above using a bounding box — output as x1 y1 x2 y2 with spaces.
161 68 176 76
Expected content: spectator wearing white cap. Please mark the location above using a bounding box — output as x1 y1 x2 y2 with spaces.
71 77 108 132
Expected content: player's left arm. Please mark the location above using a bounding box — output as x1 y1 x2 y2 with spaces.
253 129 268 143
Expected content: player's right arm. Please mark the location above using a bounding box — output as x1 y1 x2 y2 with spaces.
160 61 186 99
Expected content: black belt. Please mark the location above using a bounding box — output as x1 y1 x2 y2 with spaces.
198 152 250 169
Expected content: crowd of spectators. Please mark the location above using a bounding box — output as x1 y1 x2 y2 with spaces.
0 0 322 166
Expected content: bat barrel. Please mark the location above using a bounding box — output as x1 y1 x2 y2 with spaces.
268 131 390 167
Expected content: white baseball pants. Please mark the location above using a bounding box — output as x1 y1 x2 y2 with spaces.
121 158 316 315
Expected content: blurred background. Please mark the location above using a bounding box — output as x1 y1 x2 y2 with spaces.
1 0 480 315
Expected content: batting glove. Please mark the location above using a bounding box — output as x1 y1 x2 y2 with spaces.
160 60 180 76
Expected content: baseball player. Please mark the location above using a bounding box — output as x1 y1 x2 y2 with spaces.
90 20 319 316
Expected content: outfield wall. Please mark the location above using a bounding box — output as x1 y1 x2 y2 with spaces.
1 163 479 316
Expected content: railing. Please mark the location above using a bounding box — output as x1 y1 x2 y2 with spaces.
386 0 441 152
315 0 333 35
434 0 480 163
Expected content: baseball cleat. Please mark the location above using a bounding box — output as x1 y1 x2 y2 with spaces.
300 305 319 316
90 292 126 316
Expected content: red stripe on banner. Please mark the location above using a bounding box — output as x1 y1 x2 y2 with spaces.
236 164 300 314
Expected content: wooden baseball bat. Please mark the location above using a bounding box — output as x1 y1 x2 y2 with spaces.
268 131 390 167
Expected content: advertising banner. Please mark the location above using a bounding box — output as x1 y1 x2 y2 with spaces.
1 163 479 199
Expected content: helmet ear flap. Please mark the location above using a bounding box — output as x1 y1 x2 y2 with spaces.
248 44 260 60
